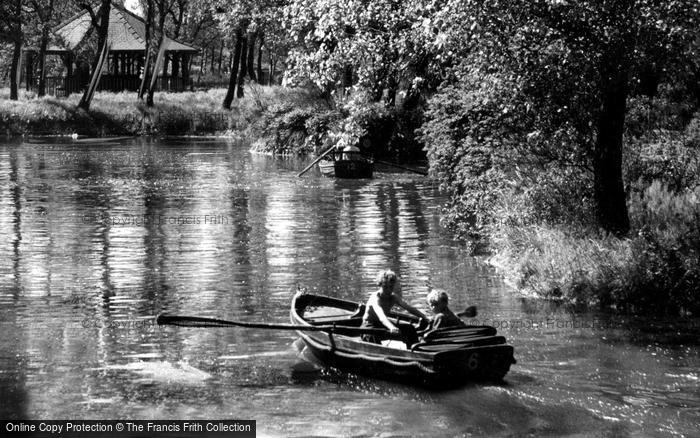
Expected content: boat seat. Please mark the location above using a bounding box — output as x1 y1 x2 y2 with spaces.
423 326 497 340
411 335 506 352
309 316 364 327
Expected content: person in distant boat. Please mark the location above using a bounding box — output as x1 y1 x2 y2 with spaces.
342 144 361 161
425 289 466 330
360 269 428 343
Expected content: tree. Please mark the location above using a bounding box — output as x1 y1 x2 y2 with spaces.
421 0 700 236
283 0 430 104
222 26 244 108
215 0 259 107
0 0 24 100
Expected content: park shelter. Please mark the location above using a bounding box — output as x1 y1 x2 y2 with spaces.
24 2 198 96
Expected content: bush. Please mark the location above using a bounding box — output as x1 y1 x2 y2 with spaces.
246 87 340 155
625 181 700 314
250 103 318 155
624 112 700 193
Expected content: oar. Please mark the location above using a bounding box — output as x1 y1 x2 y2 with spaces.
156 313 403 339
359 152 428 176
297 144 338 177
457 306 478 318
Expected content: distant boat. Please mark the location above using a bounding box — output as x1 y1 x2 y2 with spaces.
318 150 373 179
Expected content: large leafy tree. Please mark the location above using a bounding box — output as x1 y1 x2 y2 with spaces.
283 0 432 105
422 0 700 236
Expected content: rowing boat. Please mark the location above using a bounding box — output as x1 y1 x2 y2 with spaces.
318 152 373 178
291 291 516 387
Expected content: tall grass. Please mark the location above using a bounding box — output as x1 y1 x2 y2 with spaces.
0 85 315 137
489 181 700 315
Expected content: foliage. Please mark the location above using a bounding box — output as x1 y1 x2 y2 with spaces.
421 0 700 236
250 105 335 155
283 0 423 95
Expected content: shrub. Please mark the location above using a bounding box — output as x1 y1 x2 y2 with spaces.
624 113 700 194
624 181 700 314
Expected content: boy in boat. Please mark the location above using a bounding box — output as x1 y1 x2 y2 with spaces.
360 269 428 343
425 289 466 330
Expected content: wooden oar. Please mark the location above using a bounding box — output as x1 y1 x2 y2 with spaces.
457 306 477 318
359 152 428 176
156 313 403 339
297 144 338 177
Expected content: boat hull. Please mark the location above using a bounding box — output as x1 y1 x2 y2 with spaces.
291 293 515 387
318 159 373 179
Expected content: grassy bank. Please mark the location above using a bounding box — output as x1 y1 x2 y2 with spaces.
0 86 316 137
486 115 700 316
488 183 700 315
1 86 426 163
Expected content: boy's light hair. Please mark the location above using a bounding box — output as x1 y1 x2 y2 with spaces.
376 269 397 287
427 289 449 306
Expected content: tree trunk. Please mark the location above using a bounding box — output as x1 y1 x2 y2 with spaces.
37 25 50 97
246 32 256 82
223 28 243 109
256 34 264 84
594 62 630 236
10 40 22 101
79 37 109 110
217 44 223 74
145 6 168 107
25 52 34 91
79 0 111 110
146 37 166 106
385 74 397 107
210 45 216 74
236 34 248 98
138 49 152 99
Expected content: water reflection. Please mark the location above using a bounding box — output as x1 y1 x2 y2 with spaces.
0 138 698 436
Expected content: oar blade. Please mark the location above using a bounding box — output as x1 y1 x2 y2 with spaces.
457 306 478 318
157 314 236 328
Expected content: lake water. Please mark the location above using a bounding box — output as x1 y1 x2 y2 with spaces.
0 137 698 437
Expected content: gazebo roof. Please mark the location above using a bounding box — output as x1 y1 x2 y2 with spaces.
47 3 198 54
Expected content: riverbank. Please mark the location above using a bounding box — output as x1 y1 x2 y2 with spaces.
479 115 700 316
487 181 700 316
0 86 319 138
1 86 426 162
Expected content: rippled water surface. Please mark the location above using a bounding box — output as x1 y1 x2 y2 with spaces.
0 138 698 437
